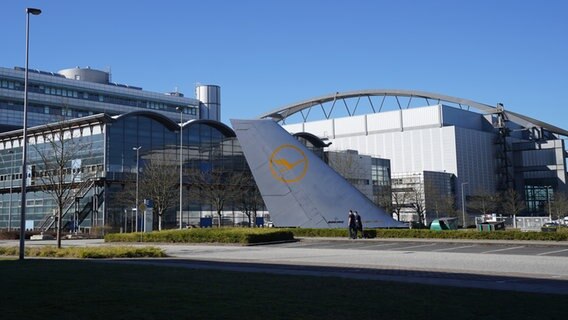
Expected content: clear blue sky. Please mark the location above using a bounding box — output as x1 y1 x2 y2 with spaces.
2 0 567 128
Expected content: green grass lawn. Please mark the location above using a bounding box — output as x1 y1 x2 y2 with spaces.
0 260 565 320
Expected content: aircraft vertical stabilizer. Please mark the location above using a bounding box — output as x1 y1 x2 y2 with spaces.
231 119 405 228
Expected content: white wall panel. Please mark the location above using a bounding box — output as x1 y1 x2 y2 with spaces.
283 123 304 134
334 115 366 136
304 119 334 138
367 111 401 132
402 105 441 128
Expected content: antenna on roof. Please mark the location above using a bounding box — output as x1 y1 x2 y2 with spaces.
106 66 112 83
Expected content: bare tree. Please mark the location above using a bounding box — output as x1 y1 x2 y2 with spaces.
468 189 500 216
234 172 264 227
391 188 409 221
139 162 179 230
545 192 568 220
426 182 456 218
500 188 525 217
409 183 427 225
33 121 92 248
191 168 242 227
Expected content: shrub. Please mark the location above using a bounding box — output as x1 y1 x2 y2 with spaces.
0 246 167 258
285 228 568 241
105 228 294 244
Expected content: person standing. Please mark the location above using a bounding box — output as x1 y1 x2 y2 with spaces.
348 210 356 239
355 211 364 239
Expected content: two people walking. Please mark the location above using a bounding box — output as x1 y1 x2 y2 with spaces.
348 210 364 239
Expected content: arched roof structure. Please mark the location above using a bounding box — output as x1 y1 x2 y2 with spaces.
112 111 236 137
113 111 180 131
182 119 236 137
293 132 332 148
258 89 568 137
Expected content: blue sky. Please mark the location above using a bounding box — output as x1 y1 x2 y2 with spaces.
2 0 567 127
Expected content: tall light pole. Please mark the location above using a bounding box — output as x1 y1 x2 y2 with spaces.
8 150 14 231
133 146 141 232
547 186 552 222
461 182 469 228
20 7 42 260
176 106 184 229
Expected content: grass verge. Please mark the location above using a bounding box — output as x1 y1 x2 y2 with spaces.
104 228 294 244
0 246 166 258
0 260 566 319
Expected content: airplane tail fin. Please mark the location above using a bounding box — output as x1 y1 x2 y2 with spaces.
231 119 405 228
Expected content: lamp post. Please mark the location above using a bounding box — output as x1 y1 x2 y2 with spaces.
547 186 552 222
176 106 184 229
461 182 469 228
19 7 42 260
133 146 141 232
8 150 14 231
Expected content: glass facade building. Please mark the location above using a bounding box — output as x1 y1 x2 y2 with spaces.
0 111 255 232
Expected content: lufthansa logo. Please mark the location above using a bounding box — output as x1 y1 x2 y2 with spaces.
269 144 308 183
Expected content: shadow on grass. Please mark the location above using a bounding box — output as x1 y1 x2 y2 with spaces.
0 259 567 319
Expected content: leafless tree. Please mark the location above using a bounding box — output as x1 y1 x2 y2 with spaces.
190 168 243 227
468 189 500 216
111 161 179 231
33 121 93 248
391 188 409 221
545 192 568 220
234 172 264 227
500 188 525 217
409 183 427 225
426 182 456 218
139 162 179 230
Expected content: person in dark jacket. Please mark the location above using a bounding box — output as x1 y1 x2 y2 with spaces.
355 211 364 239
348 210 356 239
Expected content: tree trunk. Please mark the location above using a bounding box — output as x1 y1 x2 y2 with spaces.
217 211 222 228
56 206 63 249
158 214 162 231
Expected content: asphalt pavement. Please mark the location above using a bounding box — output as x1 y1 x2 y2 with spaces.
2 237 567 294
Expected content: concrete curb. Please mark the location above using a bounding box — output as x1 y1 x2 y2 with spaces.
296 236 568 246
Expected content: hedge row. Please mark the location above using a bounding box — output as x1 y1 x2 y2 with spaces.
286 228 568 241
0 246 166 258
105 228 295 244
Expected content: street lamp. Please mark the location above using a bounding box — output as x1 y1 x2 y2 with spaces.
176 106 184 229
547 186 552 222
8 150 14 231
19 7 42 260
461 182 469 228
133 146 142 232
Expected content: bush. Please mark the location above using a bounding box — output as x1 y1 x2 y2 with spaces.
285 228 568 241
0 246 167 258
105 228 294 244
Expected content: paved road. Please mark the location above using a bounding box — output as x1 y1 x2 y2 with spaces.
3 238 567 294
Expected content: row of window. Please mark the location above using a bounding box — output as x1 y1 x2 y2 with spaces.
1 78 198 115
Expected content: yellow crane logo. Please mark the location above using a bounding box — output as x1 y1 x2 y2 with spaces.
269 144 308 183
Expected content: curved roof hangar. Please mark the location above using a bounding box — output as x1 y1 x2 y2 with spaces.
258 89 568 137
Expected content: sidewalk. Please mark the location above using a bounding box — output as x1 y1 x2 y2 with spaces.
296 236 568 246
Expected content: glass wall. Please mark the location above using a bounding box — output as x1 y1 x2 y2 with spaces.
0 124 105 230
105 114 255 231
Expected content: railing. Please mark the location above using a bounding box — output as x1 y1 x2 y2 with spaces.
37 178 98 232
